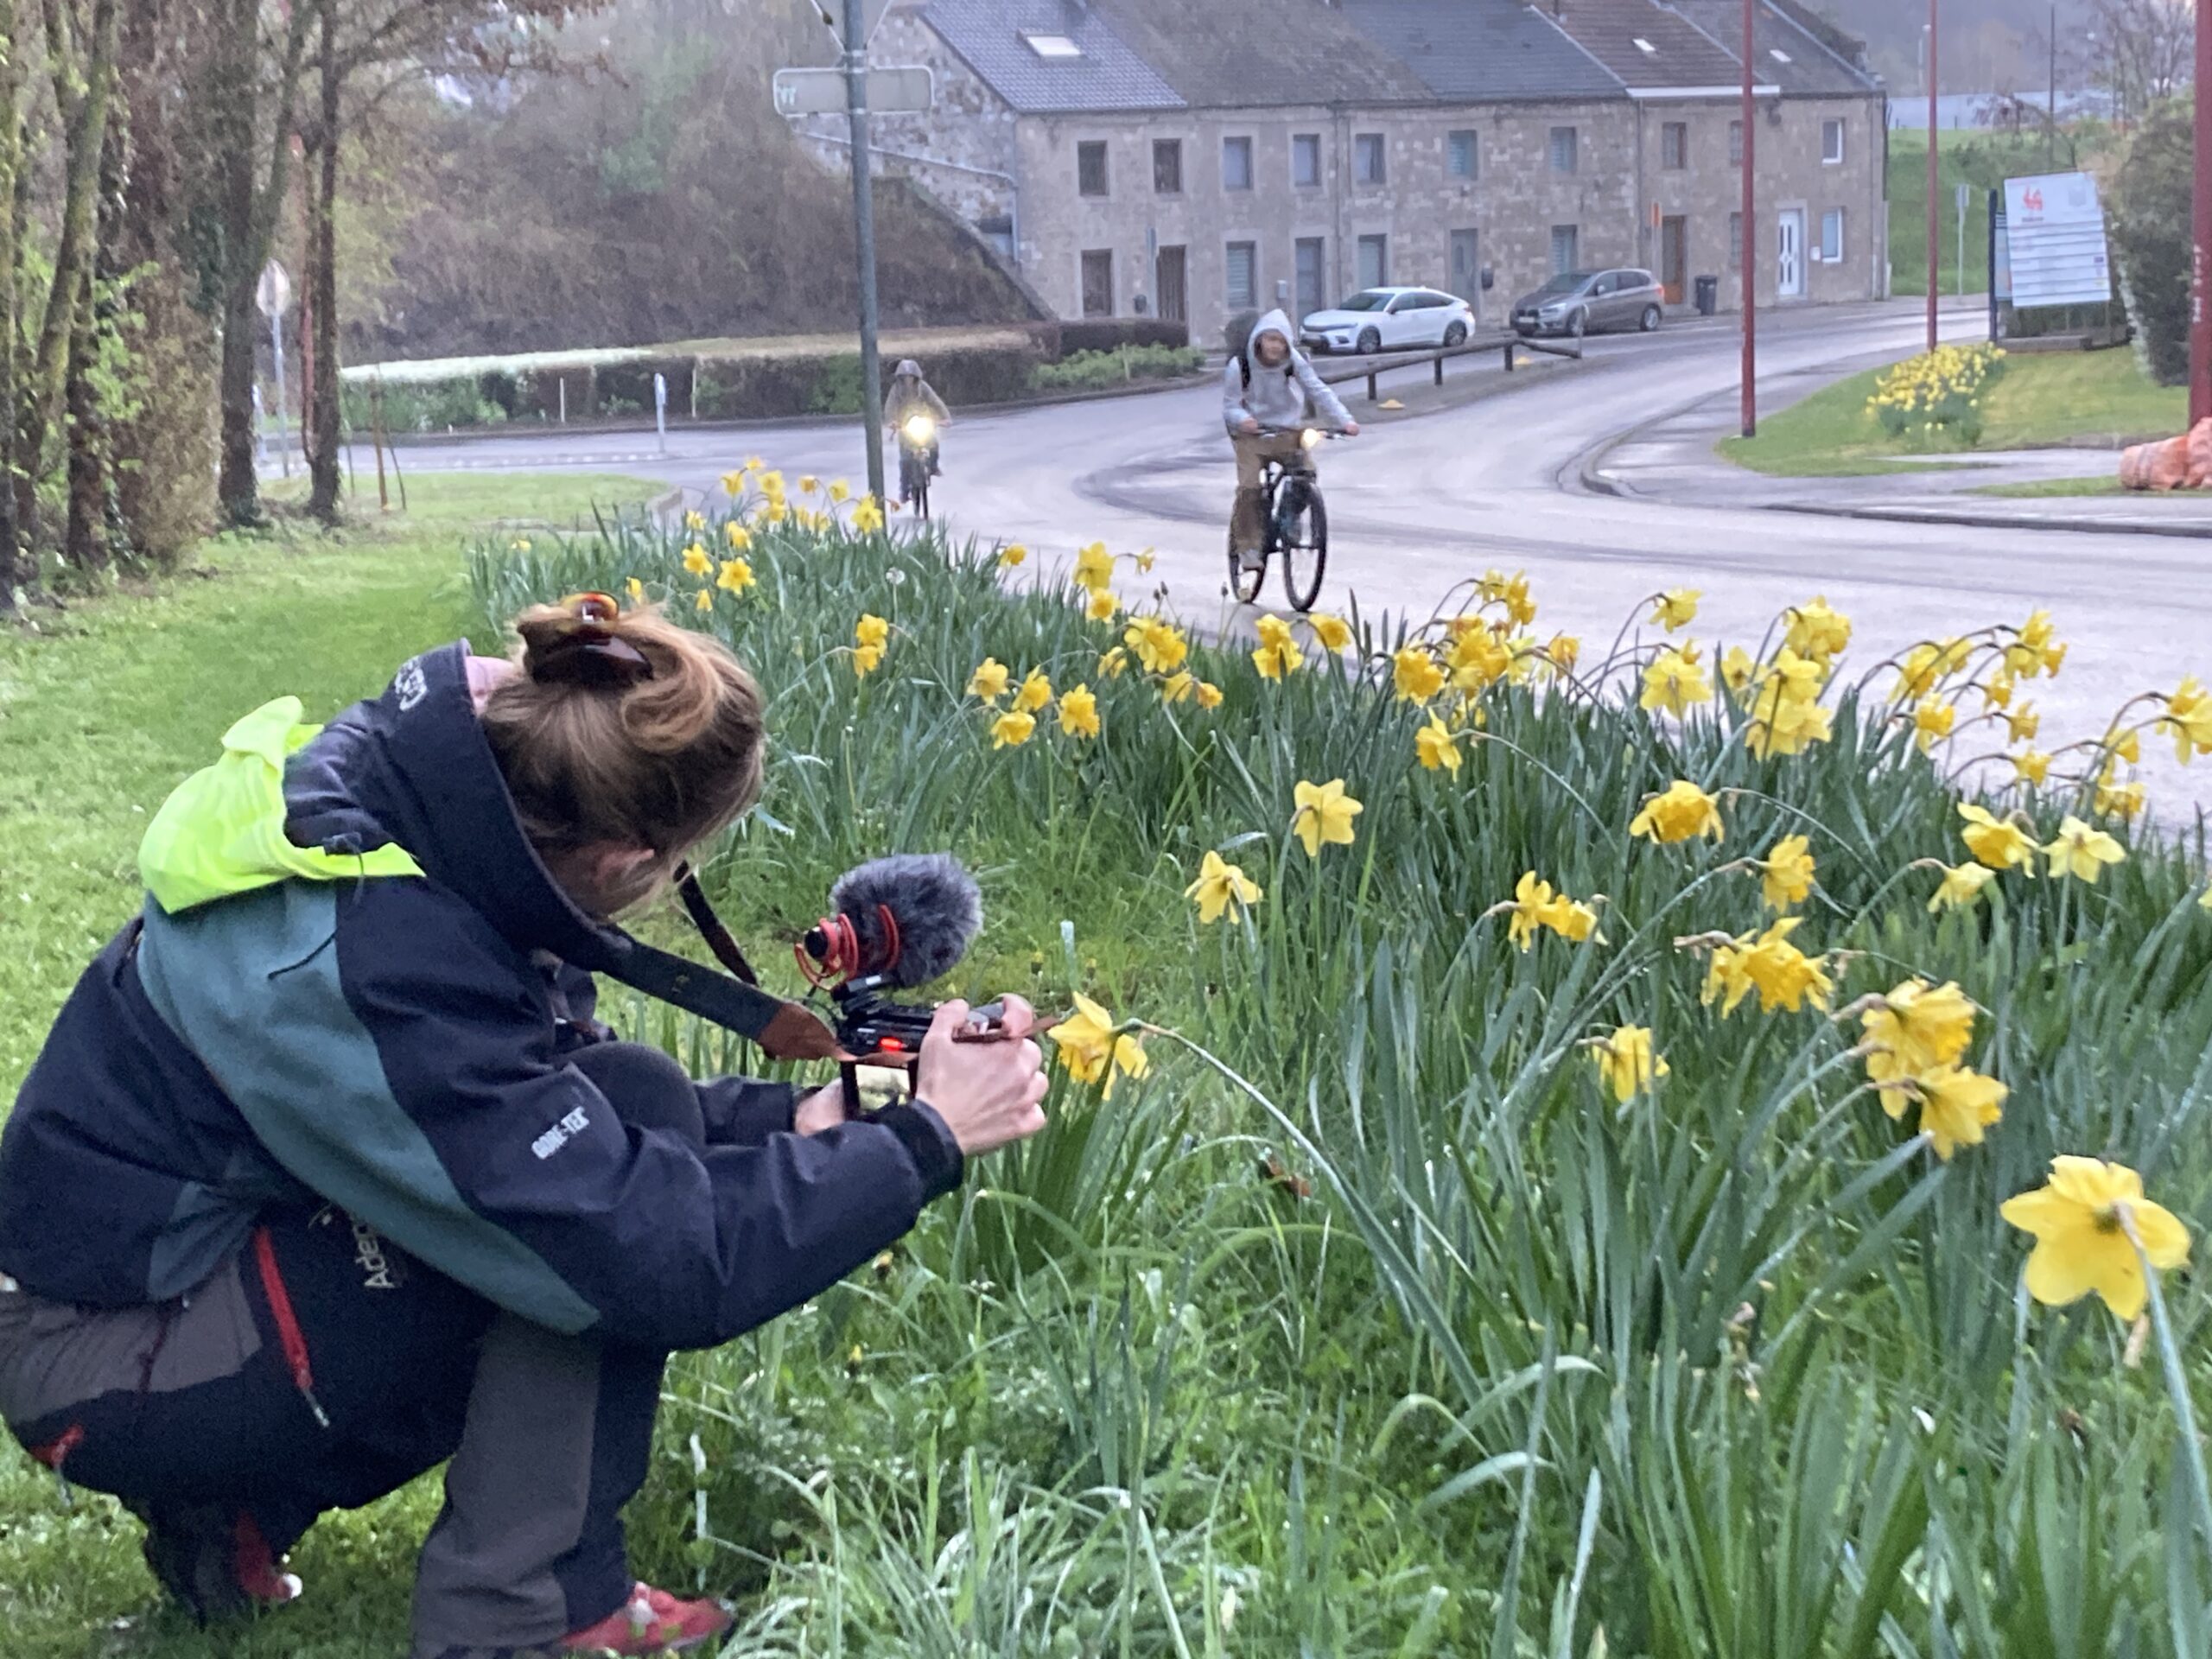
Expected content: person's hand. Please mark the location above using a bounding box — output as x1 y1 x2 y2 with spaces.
1341 420 1361 437
794 1085 845 1136
914 996 1046 1157
1236 417 1261 435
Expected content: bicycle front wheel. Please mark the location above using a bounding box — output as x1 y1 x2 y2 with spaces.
1227 524 1265 604
1279 483 1328 613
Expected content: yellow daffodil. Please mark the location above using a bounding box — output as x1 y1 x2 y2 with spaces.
1861 978 1975 1095
1015 669 1053 715
968 658 1010 703
855 614 890 651
1195 681 1224 709
1185 850 1262 924
1893 637 1972 702
1546 633 1581 677
1290 779 1362 859
1758 834 1815 912
1783 596 1852 664
1097 645 1128 678
1592 1025 1668 1103
1073 542 1114 593
990 709 1037 749
2002 1156 2190 1321
1058 683 1100 739
718 469 746 498
2045 815 2126 883
2095 771 2146 823
851 643 882 677
1124 616 1189 675
2158 676 2212 765
1983 671 2015 711
1649 588 1700 631
1721 646 1760 696
2003 609 2059 678
725 521 753 550
1000 543 1028 568
715 557 755 596
2012 749 2051 786
694 588 714 613
797 474 820 496
1415 715 1462 774
829 480 851 503
626 577 646 604
1958 803 2036 873
1912 698 1956 753
1884 1064 2006 1161
1640 645 1713 717
2004 702 2040 744
1545 892 1599 943
1478 569 1538 626
1928 861 1996 913
758 470 786 499
1702 917 1832 1015
1049 994 1148 1097
760 499 790 525
1252 614 1305 680
683 510 706 532
1630 780 1724 845
681 543 712 576
1393 645 1446 705
1085 588 1121 623
1136 550 1156 573
1505 872 1558 951
850 496 885 534
1449 626 1509 693
1160 671 1197 705
1308 613 1353 652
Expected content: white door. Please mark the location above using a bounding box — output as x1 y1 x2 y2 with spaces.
1384 296 1415 347
1777 210 1806 299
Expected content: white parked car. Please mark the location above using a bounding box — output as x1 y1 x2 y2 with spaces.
1300 287 1475 355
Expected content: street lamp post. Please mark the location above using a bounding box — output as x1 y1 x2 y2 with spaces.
1739 0 1757 437
1926 0 1940 354
2191 0 2209 426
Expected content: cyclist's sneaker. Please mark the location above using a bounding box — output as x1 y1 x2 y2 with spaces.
560 1582 732 1654
134 1502 303 1622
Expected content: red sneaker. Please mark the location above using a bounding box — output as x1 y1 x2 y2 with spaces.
134 1503 303 1622
561 1582 731 1655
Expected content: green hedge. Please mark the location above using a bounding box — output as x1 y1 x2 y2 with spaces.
1028 343 1206 391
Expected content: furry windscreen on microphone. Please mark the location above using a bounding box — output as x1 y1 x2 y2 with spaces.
828 854 982 988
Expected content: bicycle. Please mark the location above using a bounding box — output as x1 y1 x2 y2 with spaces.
897 414 938 520
1229 426 1335 613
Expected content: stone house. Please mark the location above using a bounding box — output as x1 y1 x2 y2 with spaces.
795 0 1887 346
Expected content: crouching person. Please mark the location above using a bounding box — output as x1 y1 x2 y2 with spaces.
0 598 1047 1657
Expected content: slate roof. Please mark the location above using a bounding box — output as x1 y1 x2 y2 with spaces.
1541 0 1748 90
920 0 1184 113
1670 0 1882 95
1338 0 1625 103
1091 0 1436 109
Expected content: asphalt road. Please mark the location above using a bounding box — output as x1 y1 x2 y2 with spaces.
360 302 2212 818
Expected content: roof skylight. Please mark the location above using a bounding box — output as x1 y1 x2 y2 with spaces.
1021 32 1084 59
1769 47 1794 62
1633 36 1657 52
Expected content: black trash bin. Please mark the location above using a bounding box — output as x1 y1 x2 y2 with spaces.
1694 275 1719 317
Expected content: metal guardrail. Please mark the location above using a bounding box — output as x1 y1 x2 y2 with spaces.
1313 330 1584 404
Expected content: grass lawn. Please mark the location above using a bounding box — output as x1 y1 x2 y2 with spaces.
1721 346 2189 476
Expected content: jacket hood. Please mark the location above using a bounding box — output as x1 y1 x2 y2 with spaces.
893 359 923 378
1247 308 1295 358
278 641 630 970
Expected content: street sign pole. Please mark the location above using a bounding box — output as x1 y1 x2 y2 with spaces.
1926 0 1940 354
846 0 886 507
1738 0 1756 438
2190 0 2209 427
1955 181 1968 296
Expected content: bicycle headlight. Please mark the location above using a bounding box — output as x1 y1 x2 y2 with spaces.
1300 428 1324 451
901 414 937 445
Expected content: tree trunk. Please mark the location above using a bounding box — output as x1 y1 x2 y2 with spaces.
66 93 130 571
305 0 340 522
0 0 24 612
214 0 313 527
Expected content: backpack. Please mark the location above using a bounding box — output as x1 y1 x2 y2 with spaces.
1223 308 1269 389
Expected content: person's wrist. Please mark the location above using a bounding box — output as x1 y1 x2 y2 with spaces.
794 1085 846 1136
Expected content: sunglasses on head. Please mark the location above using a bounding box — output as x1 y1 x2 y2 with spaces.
531 592 654 688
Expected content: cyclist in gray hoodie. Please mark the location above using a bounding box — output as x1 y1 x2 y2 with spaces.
1222 308 1357 574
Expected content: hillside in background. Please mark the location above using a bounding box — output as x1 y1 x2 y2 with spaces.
334 0 1033 364
1809 0 2083 94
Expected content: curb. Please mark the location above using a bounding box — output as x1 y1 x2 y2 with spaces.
1764 499 2212 539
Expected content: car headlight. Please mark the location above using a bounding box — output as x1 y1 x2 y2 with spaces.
901 414 936 444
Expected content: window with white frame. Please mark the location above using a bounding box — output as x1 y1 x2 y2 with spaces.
1822 118 1846 163
1820 208 1844 263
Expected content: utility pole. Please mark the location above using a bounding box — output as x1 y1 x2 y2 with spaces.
1926 0 1940 354
846 0 886 505
2046 3 2057 168
2191 0 2209 427
1739 0 1757 437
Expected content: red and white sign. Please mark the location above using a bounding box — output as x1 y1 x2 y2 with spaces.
2002 172 2112 309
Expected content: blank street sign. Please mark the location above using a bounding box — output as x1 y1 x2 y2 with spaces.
772 64 933 116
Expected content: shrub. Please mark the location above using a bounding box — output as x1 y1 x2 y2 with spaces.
1029 344 1207 391
2107 98 2194 386
1055 316 1191 355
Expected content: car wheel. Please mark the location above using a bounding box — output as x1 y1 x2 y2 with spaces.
1639 303 1662 333
1357 327 1381 355
1443 321 1468 346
